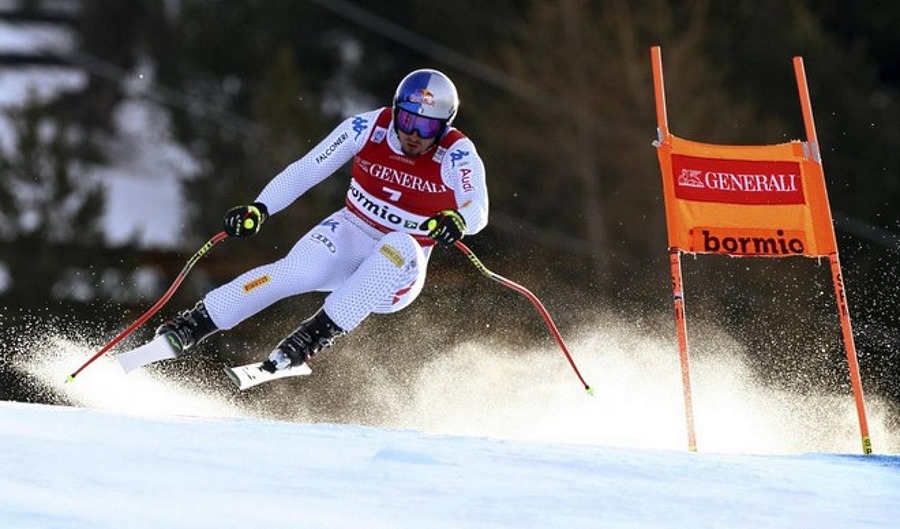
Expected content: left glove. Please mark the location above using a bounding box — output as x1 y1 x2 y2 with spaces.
223 202 269 238
420 209 466 246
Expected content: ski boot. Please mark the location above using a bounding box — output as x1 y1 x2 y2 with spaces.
155 300 219 355
262 309 345 373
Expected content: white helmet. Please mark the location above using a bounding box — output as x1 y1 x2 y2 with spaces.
392 69 459 124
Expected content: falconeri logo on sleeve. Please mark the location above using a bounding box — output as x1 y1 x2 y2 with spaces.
315 131 349 165
243 275 270 292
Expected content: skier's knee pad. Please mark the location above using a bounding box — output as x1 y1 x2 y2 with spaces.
376 232 423 272
371 232 427 315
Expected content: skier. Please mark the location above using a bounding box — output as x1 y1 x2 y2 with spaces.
154 68 488 373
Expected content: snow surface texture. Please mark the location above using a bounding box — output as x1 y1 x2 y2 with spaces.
1 317 897 527
1 400 898 528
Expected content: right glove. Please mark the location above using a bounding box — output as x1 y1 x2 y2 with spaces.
223 202 268 238
420 209 466 246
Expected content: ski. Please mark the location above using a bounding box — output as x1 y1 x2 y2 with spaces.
223 361 312 390
115 335 179 373
112 335 313 390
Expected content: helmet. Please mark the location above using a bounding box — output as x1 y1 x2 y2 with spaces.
392 69 459 125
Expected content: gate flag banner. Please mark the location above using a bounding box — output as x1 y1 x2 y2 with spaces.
657 136 838 257
651 45 871 455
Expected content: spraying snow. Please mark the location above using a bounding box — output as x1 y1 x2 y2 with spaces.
385 327 899 454
27 337 244 419
16 316 898 455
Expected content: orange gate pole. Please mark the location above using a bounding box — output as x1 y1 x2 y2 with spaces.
670 249 698 452
652 46 698 451
793 57 872 454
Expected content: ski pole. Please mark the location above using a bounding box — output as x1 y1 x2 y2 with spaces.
66 231 229 382
453 240 593 394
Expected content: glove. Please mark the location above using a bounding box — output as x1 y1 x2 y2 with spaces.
223 202 268 238
420 209 466 246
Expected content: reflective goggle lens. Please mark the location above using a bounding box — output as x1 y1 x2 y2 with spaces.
395 108 444 139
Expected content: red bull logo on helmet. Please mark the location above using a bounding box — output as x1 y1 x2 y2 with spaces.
409 88 435 107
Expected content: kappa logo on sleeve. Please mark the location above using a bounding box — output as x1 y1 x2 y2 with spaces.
319 219 340 232
352 116 369 140
449 149 470 168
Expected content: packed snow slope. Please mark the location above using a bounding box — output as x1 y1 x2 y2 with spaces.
1 400 898 529
3 326 900 528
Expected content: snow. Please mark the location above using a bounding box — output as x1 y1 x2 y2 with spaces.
1 400 898 528
0 330 897 527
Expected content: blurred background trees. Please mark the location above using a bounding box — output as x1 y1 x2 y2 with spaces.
1 0 899 408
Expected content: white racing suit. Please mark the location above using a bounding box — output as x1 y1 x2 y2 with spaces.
202 107 489 334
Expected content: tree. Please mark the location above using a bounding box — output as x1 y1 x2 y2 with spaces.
474 0 770 294
0 98 106 306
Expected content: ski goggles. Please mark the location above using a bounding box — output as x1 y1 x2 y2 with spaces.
394 108 445 139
